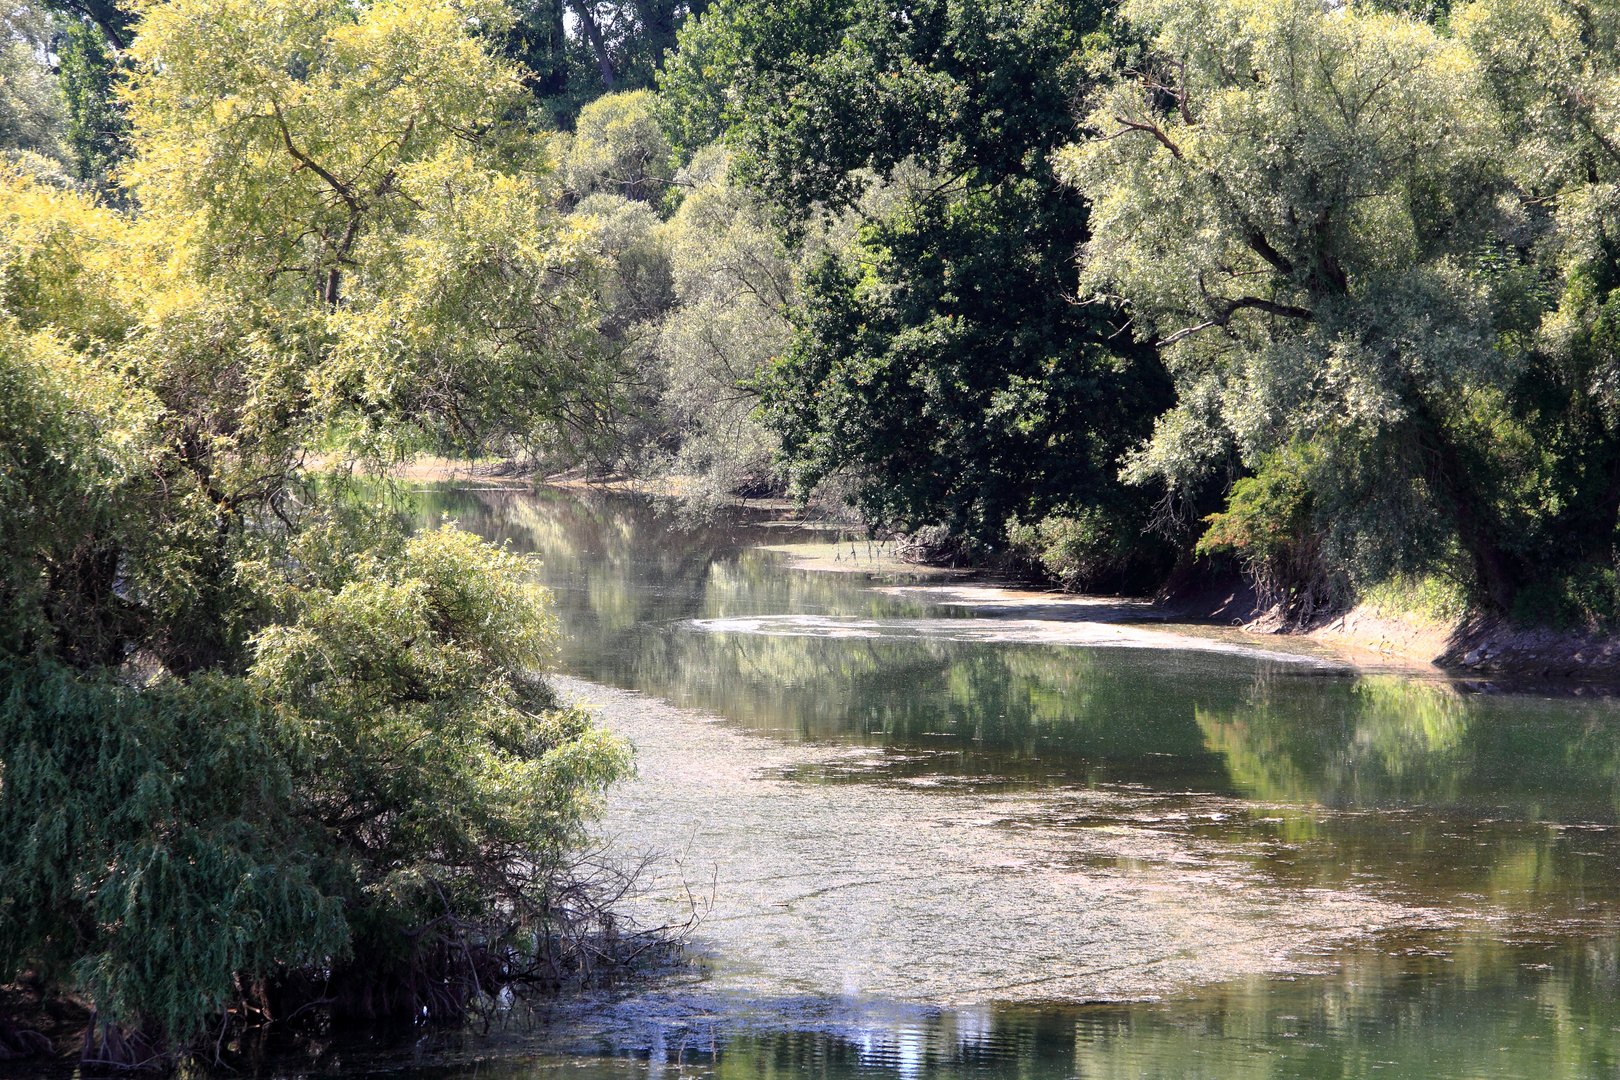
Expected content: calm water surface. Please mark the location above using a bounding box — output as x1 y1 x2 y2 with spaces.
343 487 1620 1080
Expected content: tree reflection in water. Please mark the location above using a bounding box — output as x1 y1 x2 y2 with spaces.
386 484 1620 1080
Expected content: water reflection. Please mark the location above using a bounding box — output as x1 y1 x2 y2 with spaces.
309 936 1620 1080
407 486 1620 821
371 486 1620 1080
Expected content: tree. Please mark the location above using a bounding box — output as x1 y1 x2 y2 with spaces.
121 0 634 462
57 16 131 187
1057 0 1525 610
653 144 794 499
562 89 676 200
0 0 637 1056
1455 0 1620 622
0 3 68 166
666 0 1173 562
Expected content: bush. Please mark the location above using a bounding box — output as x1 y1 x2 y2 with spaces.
1196 446 1338 625
1511 564 1620 632
0 519 635 1057
0 665 344 1055
1361 573 1473 627
0 328 634 1059
1006 509 1129 592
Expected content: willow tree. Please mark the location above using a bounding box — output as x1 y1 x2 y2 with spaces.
1456 0 1620 620
1057 0 1526 613
0 0 635 1059
122 0 624 465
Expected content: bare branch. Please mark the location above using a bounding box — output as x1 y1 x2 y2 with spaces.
1112 115 1184 159
1157 295 1314 346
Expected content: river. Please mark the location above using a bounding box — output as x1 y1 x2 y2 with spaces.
326 485 1620 1080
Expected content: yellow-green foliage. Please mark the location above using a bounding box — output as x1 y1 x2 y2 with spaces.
0 0 634 1051
251 526 631 899
1361 574 1473 628
561 90 675 201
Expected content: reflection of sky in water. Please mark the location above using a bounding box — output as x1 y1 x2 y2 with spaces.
362 486 1620 1080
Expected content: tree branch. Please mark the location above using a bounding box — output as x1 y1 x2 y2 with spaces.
1111 115 1183 159
1243 228 1295 276
1157 295 1313 346
270 102 359 213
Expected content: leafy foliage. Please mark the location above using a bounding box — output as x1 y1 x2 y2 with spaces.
1057 0 1525 611
668 0 1173 547
1194 445 1333 623
0 0 636 1055
0 664 344 1048
1047 0 1620 620
1005 507 1159 593
57 18 130 187
0 4 68 165
563 89 677 201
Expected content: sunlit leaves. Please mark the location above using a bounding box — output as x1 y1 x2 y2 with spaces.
1057 0 1523 596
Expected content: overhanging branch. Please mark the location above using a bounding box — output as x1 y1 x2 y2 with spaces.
1157 295 1313 347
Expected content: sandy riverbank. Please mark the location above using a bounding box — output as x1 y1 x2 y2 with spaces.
764 555 1620 686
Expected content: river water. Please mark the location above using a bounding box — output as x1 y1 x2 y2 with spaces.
351 486 1620 1080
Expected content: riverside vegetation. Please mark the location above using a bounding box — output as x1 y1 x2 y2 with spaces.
5 0 1620 1066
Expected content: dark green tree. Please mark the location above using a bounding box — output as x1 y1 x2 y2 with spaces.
665 0 1174 575
514 0 708 127
56 18 130 186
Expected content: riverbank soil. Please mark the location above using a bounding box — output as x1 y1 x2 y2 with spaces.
1280 596 1620 683
1407 613 1620 681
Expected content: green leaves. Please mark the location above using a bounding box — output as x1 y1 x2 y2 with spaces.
1058 0 1528 606
682 0 1170 547
0 664 347 1045
0 0 636 1047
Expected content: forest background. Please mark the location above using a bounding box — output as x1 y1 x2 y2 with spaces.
4 0 1620 1064
10 0 1620 627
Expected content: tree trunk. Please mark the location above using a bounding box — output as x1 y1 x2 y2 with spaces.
570 0 614 90
1413 399 1518 613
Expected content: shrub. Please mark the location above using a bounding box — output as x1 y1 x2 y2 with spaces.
1006 509 1133 593
1196 446 1338 625
1510 564 1620 632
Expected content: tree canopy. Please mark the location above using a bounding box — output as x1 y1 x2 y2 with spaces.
0 0 633 1058
1054 0 1620 621
660 0 1174 577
